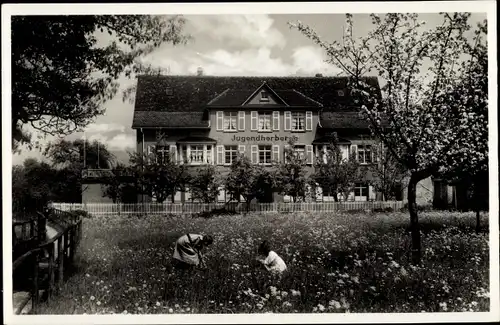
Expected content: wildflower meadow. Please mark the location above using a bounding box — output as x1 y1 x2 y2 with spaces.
36 211 490 314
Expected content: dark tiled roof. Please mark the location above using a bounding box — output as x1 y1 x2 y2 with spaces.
135 75 380 112
274 90 323 107
132 111 208 128
312 136 351 144
319 112 389 129
133 75 381 128
207 89 255 106
177 136 217 143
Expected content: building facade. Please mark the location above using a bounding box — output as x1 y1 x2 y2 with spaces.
131 74 398 203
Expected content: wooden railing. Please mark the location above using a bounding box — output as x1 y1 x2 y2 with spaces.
12 209 83 314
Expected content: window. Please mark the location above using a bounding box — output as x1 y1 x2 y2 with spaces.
260 91 269 102
225 145 238 164
258 145 272 165
224 112 238 131
292 112 305 131
206 145 213 164
156 146 169 164
354 183 369 199
258 112 272 131
358 145 372 164
294 145 306 160
190 145 204 164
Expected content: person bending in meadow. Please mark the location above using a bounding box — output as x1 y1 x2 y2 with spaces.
256 240 287 275
172 233 214 272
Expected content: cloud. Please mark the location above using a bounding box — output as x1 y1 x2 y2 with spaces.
188 15 286 49
106 133 136 151
84 123 126 134
177 45 342 77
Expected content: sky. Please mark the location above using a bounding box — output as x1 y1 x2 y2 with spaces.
11 13 487 165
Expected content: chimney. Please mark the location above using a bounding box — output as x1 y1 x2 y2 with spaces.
315 73 323 77
197 67 204 76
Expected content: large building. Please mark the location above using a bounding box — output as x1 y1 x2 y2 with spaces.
130 73 409 203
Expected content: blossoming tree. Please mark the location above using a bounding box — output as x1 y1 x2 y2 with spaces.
291 13 488 263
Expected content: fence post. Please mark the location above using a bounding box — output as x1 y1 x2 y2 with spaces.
32 250 39 312
48 245 55 302
57 236 64 293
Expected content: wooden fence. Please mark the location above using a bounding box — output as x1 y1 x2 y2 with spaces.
12 209 83 314
50 201 404 216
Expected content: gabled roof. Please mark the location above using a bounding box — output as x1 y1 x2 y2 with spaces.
243 82 287 106
132 111 209 128
319 112 389 129
132 75 382 128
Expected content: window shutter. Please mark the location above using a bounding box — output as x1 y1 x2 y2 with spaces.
169 145 177 162
251 111 258 131
284 144 291 163
284 111 291 131
216 145 224 165
216 111 223 131
306 145 313 164
306 111 313 131
350 145 358 161
238 111 245 131
272 111 280 131
251 145 258 163
238 145 246 155
272 145 280 163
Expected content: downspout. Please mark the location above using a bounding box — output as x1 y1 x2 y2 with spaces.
141 128 145 203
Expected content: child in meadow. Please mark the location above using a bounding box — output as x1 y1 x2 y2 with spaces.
172 233 214 272
255 240 287 275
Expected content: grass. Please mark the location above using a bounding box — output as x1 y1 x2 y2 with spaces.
36 211 490 314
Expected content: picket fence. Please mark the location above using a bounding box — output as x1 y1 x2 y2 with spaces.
50 201 404 216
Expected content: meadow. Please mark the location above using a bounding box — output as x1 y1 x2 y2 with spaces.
36 211 490 314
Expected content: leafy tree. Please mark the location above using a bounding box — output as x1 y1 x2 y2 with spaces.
44 138 114 169
12 158 57 218
292 13 488 263
189 165 222 203
44 138 114 202
275 139 309 203
101 162 134 203
129 148 190 203
225 153 262 210
310 133 363 202
369 146 408 201
12 15 189 150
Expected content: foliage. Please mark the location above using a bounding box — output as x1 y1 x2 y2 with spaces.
369 147 408 201
11 15 190 149
44 138 114 169
101 163 136 203
290 13 488 263
274 139 309 202
224 153 277 206
35 211 489 314
129 148 190 203
42 138 115 203
310 133 363 202
189 165 222 204
12 158 56 216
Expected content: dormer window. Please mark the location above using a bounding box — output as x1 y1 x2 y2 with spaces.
166 87 173 96
260 91 269 102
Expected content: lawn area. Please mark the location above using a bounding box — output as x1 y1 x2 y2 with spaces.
36 211 490 314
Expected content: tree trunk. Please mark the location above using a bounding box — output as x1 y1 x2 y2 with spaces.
475 209 480 233
408 173 422 265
